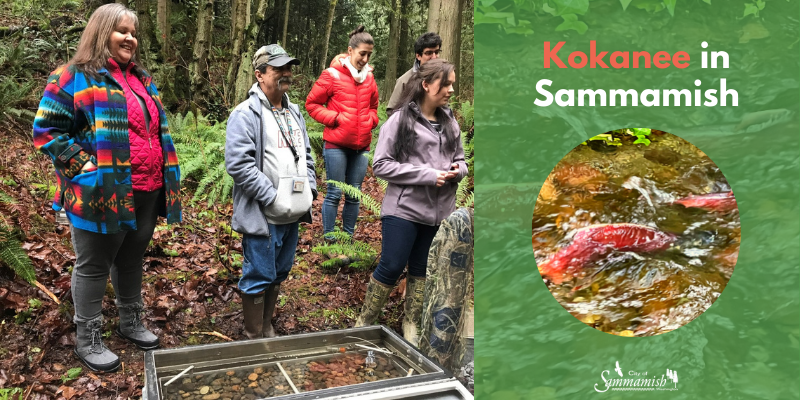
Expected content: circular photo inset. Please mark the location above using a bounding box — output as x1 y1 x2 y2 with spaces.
532 129 740 337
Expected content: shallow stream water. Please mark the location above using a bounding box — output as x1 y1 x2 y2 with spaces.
161 350 410 399
532 131 740 337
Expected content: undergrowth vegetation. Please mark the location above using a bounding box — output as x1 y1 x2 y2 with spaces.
169 112 234 206
0 189 35 284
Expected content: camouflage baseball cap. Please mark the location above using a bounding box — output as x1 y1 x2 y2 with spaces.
252 44 300 69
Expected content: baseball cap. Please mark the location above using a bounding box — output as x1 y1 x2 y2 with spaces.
252 44 300 69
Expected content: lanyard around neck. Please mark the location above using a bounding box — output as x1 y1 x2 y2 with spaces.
268 105 300 164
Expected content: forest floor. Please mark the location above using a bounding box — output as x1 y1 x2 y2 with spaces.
0 126 410 399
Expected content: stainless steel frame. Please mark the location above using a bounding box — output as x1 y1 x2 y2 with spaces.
144 326 472 400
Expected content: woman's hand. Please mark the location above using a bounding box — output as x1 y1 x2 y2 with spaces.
435 171 449 187
445 163 460 180
436 164 461 186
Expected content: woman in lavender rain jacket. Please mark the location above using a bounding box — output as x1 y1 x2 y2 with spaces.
354 59 468 346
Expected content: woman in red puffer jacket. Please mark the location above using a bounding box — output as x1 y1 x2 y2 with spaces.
306 25 379 245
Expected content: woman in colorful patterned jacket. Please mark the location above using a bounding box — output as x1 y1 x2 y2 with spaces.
355 59 468 346
33 3 181 373
306 26 379 247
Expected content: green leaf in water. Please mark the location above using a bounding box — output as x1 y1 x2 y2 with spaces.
620 0 633 10
663 0 677 16
743 2 759 17
556 14 589 34
504 21 535 35
483 12 516 25
549 0 590 16
632 0 665 13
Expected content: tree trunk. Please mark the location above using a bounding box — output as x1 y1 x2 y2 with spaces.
233 0 269 105
281 0 290 46
230 0 238 41
227 0 250 103
383 0 401 102
190 0 214 108
318 0 337 74
156 0 170 61
427 0 462 94
134 0 154 63
398 0 411 73
459 0 474 100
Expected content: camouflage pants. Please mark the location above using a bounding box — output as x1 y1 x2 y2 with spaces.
419 208 474 374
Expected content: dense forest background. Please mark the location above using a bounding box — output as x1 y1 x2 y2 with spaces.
0 0 474 398
0 0 474 121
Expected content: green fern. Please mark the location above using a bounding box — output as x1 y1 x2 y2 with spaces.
327 180 381 215
376 177 388 192
454 100 474 129
0 190 16 207
170 111 233 205
455 176 474 208
308 130 324 161
0 79 35 123
312 231 378 272
0 190 35 284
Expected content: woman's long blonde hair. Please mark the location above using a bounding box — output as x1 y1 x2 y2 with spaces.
69 3 143 77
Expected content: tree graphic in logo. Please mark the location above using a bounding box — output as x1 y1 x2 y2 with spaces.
615 361 623 377
666 369 678 388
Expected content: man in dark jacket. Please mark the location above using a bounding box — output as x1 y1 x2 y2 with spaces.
225 44 316 339
385 32 442 115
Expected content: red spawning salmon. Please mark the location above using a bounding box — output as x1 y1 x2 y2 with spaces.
673 191 737 212
538 223 676 285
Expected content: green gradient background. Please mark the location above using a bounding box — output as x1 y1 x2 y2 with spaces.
474 1 799 398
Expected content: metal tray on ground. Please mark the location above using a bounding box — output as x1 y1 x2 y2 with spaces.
143 325 472 400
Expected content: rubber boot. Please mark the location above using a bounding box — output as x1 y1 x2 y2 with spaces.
75 317 120 373
241 292 265 339
402 276 426 347
355 276 394 327
262 284 281 338
116 302 160 350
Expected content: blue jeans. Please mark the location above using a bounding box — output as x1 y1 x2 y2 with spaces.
372 216 440 286
322 147 369 237
239 223 299 295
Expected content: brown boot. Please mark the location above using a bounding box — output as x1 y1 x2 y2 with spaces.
262 284 281 338
355 276 394 327
240 292 265 339
402 276 426 346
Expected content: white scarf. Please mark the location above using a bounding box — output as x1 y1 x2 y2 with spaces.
342 56 370 83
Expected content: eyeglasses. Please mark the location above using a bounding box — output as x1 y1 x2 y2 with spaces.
423 49 442 57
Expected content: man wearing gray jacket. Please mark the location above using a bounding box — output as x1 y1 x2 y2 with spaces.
225 44 316 339
386 32 442 115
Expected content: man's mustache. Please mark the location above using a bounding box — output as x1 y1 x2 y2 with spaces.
278 77 292 84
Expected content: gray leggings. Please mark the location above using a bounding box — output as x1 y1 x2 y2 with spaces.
70 190 160 322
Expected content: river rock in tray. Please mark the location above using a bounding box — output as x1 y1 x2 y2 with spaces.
164 365 291 400
284 353 405 392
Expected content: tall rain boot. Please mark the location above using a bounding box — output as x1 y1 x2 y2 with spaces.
262 284 281 338
402 276 426 347
75 316 120 373
116 302 160 350
241 292 265 339
355 276 394 327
